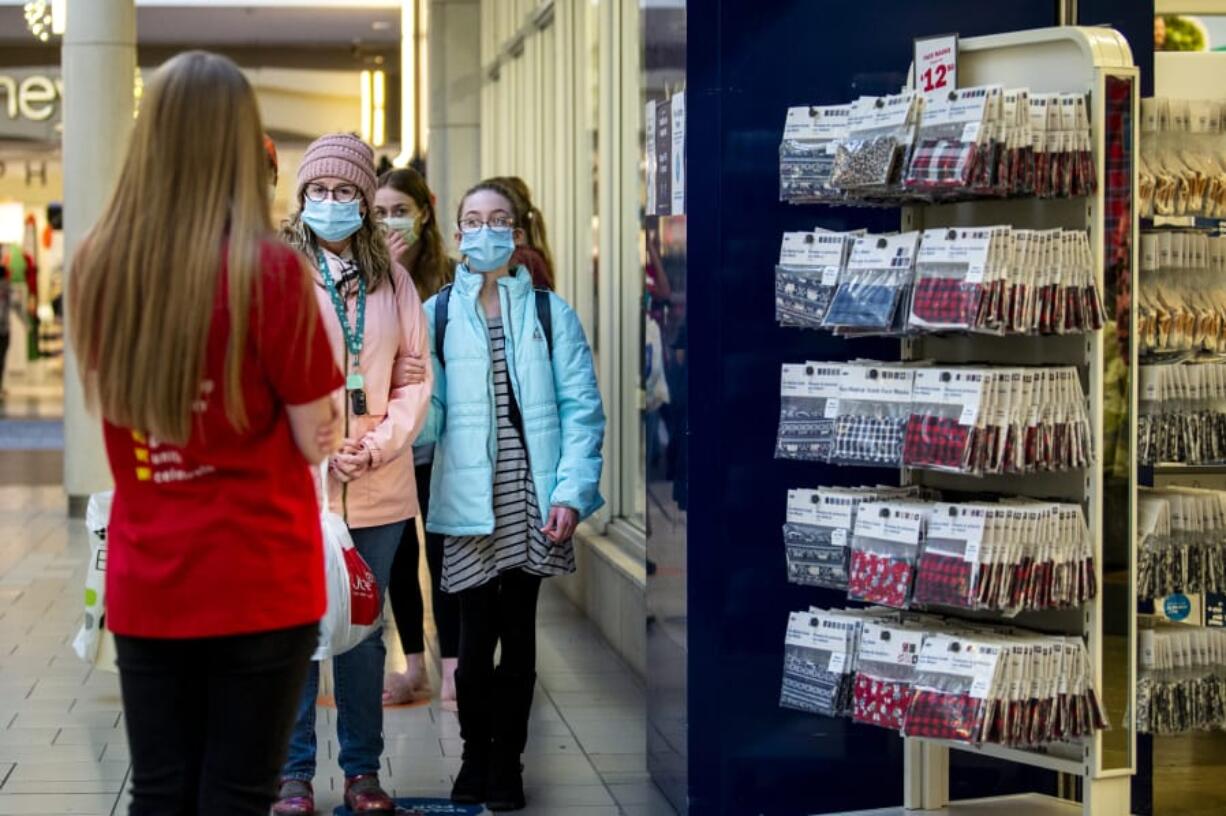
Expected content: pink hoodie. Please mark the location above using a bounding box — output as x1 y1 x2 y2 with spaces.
314 247 432 529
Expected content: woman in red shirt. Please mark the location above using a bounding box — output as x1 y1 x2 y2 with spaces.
68 52 343 815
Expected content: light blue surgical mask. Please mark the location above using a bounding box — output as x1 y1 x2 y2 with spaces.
302 198 364 242
460 225 516 272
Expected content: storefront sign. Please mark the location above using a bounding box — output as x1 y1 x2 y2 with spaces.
0 68 62 142
655 98 672 216
670 90 686 215
914 33 958 100
645 99 658 216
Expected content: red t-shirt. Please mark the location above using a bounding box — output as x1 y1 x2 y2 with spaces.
102 241 343 639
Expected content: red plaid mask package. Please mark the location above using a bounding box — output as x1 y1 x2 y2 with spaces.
902 632 1002 744
847 501 926 608
852 620 925 731
779 104 853 204
908 227 994 332
775 230 857 328
903 368 985 473
1030 92 1096 199
828 363 914 467
903 86 995 196
913 503 987 610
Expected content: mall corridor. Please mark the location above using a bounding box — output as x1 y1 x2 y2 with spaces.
0 445 669 816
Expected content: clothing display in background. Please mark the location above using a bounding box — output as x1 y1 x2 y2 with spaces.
1137 488 1226 600
775 361 1095 476
1138 231 1226 357
780 607 1107 748
775 226 1105 337
1139 96 1226 219
1138 362 1226 466
1137 625 1226 735
780 85 1094 205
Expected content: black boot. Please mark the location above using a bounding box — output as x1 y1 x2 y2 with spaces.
450 667 492 805
486 667 535 812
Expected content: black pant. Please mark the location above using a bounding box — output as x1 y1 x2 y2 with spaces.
115 624 317 816
388 461 460 658
455 570 542 758
0 332 9 389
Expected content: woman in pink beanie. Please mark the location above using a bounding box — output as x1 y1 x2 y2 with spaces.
274 133 432 816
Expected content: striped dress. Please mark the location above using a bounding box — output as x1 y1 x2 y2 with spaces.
441 317 576 593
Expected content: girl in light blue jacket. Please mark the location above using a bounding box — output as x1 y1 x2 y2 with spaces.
420 180 604 812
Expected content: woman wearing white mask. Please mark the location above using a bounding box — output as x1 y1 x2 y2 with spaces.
274 134 432 816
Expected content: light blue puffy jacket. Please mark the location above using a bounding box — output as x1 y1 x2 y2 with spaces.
419 264 605 536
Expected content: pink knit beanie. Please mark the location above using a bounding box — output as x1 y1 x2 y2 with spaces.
295 133 378 208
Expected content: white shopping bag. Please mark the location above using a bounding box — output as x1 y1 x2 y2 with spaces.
313 465 381 661
72 491 118 672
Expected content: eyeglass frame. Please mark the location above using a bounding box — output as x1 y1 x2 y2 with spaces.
303 182 362 204
457 215 517 235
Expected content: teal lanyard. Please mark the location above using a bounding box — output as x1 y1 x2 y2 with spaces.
315 246 366 391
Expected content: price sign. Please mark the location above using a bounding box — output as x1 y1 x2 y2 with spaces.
914 33 958 100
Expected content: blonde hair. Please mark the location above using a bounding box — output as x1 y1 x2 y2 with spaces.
70 51 288 445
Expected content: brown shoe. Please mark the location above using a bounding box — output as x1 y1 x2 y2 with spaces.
272 779 314 816
343 774 394 813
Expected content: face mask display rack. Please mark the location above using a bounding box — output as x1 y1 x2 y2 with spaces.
769 27 1139 816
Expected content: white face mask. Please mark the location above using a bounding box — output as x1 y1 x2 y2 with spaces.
384 215 419 247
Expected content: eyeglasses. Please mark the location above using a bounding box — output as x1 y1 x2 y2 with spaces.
304 182 360 203
458 215 515 234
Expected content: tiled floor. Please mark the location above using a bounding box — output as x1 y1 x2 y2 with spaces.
0 476 675 816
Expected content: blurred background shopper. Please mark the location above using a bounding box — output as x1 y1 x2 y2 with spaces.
490 176 555 291
421 179 604 811
374 167 462 710
68 51 343 816
275 134 432 816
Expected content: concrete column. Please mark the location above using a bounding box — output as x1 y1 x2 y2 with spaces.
426 0 481 233
62 0 136 515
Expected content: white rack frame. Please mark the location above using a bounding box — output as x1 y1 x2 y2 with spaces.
889 26 1140 816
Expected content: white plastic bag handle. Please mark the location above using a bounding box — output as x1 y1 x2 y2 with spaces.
320 461 330 516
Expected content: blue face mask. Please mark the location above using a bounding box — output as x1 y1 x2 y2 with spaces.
460 226 516 272
302 198 364 242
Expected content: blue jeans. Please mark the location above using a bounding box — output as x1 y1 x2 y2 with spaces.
282 521 404 781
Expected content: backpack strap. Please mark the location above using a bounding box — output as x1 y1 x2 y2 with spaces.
435 284 453 367
535 289 554 359
436 285 550 368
